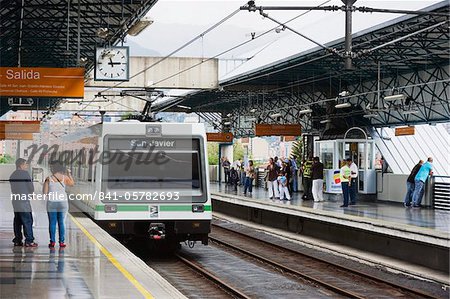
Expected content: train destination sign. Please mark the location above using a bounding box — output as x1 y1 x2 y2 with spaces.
255 124 301 136
395 126 415 136
0 67 84 98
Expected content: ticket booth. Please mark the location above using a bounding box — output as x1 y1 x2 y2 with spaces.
315 128 376 194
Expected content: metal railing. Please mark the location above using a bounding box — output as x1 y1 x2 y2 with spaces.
432 176 450 210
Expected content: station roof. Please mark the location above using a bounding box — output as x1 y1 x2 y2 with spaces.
0 0 158 117
180 2 449 127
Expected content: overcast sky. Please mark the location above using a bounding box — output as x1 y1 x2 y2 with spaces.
125 0 442 78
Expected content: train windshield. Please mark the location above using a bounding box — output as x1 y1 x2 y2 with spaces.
106 151 201 190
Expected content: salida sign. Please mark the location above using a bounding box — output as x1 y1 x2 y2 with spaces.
0 67 84 98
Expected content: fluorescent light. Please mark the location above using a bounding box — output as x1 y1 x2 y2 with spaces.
127 17 154 36
363 113 378 118
246 117 256 121
223 121 231 125
250 108 257 113
176 105 191 110
402 110 419 115
384 94 406 102
339 91 350 97
270 113 281 118
320 119 331 124
299 108 312 114
335 103 351 109
226 113 232 117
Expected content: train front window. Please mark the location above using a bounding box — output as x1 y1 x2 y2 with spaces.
106 152 201 190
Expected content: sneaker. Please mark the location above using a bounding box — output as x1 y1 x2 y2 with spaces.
59 242 66 248
13 242 24 247
412 204 422 208
404 203 411 208
24 242 38 247
48 242 56 248
339 205 348 208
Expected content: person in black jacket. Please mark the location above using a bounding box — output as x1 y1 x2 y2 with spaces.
404 160 424 207
311 157 324 202
9 158 37 247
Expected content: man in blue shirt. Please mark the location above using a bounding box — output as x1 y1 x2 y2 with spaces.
412 157 433 208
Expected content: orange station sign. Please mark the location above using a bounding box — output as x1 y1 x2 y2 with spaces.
0 67 84 98
395 126 415 136
255 124 301 136
0 120 40 140
206 132 233 143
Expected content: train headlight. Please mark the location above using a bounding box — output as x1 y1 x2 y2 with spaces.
192 204 204 213
104 205 117 213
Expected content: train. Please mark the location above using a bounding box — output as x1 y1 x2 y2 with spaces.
38 122 211 247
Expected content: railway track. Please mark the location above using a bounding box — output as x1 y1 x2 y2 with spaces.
210 223 443 299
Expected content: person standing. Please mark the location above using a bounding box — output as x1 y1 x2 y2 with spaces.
266 158 280 199
311 157 324 202
290 156 299 192
277 171 291 200
229 167 239 191
221 157 231 185
9 158 38 247
43 162 74 248
412 157 433 208
302 156 313 200
404 160 424 207
348 158 358 205
340 160 352 208
244 160 255 196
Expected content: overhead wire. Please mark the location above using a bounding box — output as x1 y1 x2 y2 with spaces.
85 0 332 114
77 6 242 114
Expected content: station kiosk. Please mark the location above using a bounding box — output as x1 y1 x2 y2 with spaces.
315 128 376 195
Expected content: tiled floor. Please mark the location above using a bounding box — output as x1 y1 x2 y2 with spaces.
211 182 450 234
0 182 143 299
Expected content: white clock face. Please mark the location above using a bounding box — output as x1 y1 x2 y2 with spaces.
95 47 129 81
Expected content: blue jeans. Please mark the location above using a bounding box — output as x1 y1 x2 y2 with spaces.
341 182 350 206
412 180 425 206
244 177 253 194
292 171 298 192
403 181 415 206
240 171 246 185
47 201 68 243
13 212 34 244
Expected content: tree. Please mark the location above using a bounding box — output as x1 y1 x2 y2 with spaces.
207 142 219 165
0 154 15 164
290 138 303 161
233 142 244 161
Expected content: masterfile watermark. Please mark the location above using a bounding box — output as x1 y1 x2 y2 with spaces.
25 143 172 171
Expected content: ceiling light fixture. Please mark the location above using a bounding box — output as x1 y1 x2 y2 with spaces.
270 113 281 118
299 108 312 114
320 119 331 124
176 105 191 110
363 113 378 118
335 103 351 109
384 94 406 102
127 17 154 36
402 110 419 115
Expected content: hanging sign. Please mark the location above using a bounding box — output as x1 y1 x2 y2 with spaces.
255 124 301 136
0 67 84 98
206 132 233 143
0 120 40 140
395 126 415 136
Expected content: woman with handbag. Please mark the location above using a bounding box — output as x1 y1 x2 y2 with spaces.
243 160 255 196
43 161 74 248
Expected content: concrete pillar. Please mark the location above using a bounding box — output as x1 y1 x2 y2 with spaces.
219 143 233 184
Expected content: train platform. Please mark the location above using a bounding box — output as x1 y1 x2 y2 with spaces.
0 182 186 299
210 182 450 278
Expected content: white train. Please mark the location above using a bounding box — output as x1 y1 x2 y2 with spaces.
44 122 211 246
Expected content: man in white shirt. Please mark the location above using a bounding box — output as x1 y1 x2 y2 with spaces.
347 158 358 205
